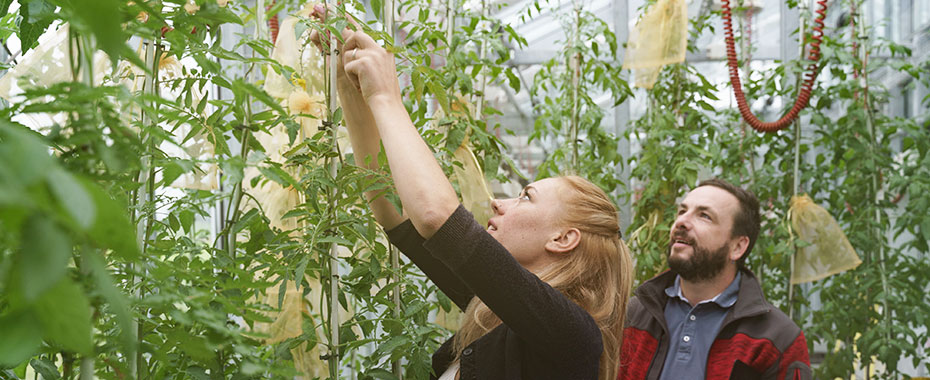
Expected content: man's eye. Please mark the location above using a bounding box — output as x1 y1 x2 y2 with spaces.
519 194 530 201
700 213 711 220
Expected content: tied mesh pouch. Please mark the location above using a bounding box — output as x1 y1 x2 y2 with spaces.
789 194 862 284
622 0 688 89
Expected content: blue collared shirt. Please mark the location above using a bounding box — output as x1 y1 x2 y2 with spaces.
658 272 741 380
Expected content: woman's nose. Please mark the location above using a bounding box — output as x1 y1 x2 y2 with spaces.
491 199 503 214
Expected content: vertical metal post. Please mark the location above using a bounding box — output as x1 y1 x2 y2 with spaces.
475 0 488 119
324 1 341 377
613 0 631 232
785 0 803 322
382 0 403 378
128 31 161 380
569 0 581 170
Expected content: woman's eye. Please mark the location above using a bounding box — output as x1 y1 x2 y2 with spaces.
519 194 530 201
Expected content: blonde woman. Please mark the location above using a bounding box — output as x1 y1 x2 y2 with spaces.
310 8 633 379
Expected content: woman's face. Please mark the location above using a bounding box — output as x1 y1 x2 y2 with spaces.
486 177 568 272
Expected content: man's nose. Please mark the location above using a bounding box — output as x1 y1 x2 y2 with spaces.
672 214 691 232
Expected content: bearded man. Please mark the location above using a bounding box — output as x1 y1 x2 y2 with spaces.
618 178 812 380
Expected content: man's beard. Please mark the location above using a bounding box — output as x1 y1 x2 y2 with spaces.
667 238 729 282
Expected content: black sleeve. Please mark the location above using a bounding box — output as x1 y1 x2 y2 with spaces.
385 219 474 310
422 205 602 362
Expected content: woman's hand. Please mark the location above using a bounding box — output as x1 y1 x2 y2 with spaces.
306 5 406 230
307 5 360 96
341 32 402 107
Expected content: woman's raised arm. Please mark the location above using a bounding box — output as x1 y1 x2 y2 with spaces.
340 30 460 239
309 6 405 230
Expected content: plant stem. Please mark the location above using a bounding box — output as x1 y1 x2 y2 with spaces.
383 0 403 377
79 356 94 380
858 31 890 347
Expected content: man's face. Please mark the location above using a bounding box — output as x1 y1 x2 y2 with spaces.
667 186 742 282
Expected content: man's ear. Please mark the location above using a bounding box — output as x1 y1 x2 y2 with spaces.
545 228 581 254
729 235 750 262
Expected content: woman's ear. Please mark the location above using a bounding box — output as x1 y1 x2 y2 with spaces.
545 228 581 254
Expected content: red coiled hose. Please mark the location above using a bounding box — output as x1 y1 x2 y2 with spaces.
268 0 280 43
722 0 828 133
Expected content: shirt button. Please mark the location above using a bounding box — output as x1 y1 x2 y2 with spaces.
463 348 473 356
683 336 691 342
689 315 696 321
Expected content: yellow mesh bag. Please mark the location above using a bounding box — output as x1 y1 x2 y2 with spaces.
788 194 862 284
441 135 493 331
260 279 327 379
622 0 688 89
452 141 494 228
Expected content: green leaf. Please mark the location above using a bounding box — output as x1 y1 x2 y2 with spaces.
234 79 286 115
257 164 302 191
294 21 309 43
29 357 61 379
332 107 343 126
17 0 55 53
81 178 140 261
374 335 408 357
34 279 93 355
921 218 930 244
426 81 450 115
179 209 195 233
0 310 42 368
366 368 399 380
221 157 246 185
18 215 72 301
0 0 13 18
47 168 95 230
294 256 309 291
0 120 54 187
65 0 144 69
84 250 135 355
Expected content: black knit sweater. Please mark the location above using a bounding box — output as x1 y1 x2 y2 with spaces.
386 205 602 380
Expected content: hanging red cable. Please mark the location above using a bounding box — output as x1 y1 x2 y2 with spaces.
722 0 829 133
268 0 280 43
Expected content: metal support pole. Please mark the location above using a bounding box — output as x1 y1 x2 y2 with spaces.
613 0 631 231
382 1 403 378
325 2 341 377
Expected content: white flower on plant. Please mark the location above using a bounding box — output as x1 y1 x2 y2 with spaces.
287 89 324 117
184 0 200 14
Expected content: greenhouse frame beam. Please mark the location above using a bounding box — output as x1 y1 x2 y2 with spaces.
507 50 785 66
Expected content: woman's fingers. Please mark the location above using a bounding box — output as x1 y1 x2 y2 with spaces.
307 4 356 54
341 33 401 105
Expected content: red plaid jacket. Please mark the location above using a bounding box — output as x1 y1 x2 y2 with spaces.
618 269 812 380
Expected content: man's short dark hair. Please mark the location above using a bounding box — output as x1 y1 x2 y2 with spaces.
697 178 761 266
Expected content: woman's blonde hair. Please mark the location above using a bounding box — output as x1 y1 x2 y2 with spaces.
451 175 635 380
